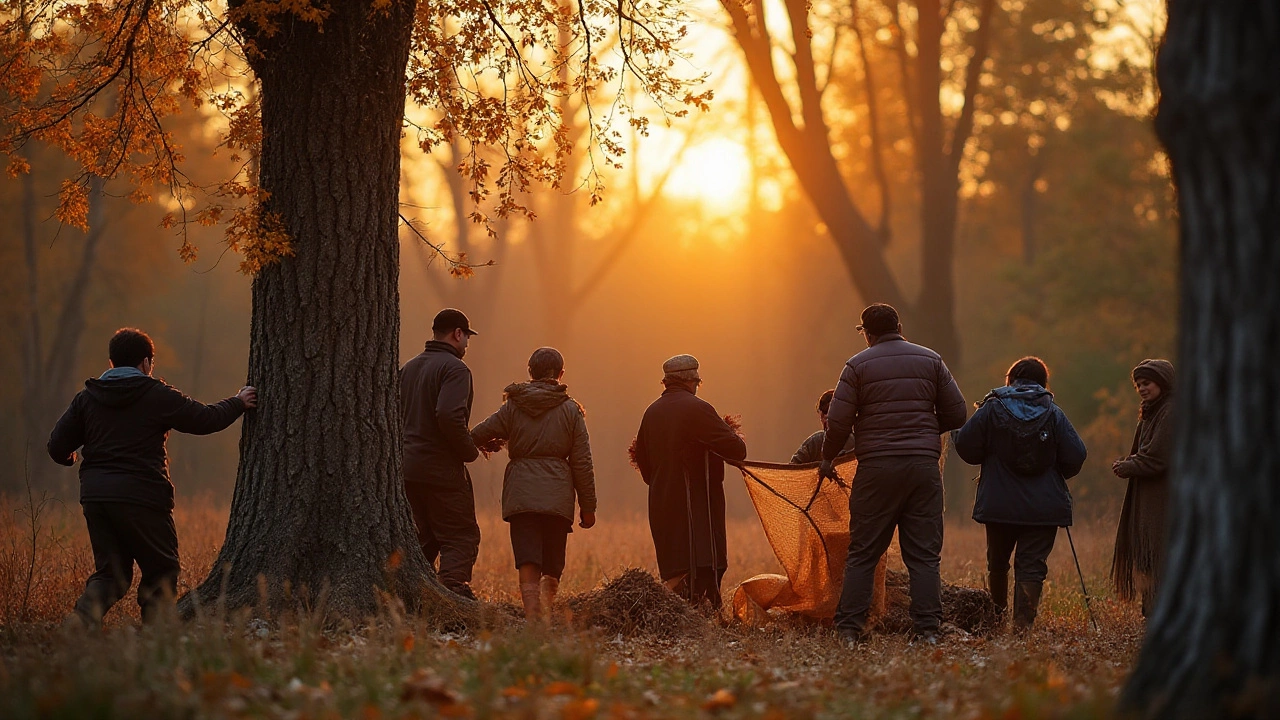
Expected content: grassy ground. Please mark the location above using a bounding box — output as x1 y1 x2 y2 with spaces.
0 494 1145 718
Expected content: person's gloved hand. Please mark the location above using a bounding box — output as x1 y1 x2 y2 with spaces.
818 459 841 483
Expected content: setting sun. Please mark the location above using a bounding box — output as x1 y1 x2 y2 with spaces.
663 137 752 211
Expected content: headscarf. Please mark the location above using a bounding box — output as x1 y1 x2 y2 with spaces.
1131 358 1175 419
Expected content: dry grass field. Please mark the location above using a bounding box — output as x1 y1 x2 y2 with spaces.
0 493 1145 718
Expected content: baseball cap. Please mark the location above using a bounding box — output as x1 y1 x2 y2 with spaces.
432 308 478 336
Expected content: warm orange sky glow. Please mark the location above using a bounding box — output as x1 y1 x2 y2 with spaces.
663 137 753 212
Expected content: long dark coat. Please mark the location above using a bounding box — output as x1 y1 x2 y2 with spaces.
1111 360 1176 604
634 387 747 581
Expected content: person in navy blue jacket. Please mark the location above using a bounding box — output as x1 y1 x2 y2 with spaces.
954 357 1087 631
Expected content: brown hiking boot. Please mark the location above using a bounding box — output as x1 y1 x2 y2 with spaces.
1013 581 1042 631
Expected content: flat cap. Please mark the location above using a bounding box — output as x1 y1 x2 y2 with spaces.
662 354 700 374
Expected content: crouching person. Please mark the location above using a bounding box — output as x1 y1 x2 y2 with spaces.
789 389 855 464
47 328 256 628
955 357 1086 631
471 347 597 621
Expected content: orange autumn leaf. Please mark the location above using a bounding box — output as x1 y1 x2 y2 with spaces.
55 180 89 231
543 680 582 697
400 632 414 652
562 698 601 720
702 688 737 712
501 686 529 698
604 662 619 680
6 155 30 177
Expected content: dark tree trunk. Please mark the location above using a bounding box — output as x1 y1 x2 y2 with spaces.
1119 2 1280 716
182 0 454 618
722 0 995 367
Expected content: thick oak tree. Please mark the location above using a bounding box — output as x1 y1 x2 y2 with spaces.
1119 1 1280 716
1 0 702 617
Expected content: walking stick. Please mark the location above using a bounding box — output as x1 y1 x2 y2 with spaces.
1065 526 1100 633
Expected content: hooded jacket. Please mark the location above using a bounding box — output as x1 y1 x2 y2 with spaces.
955 381 1087 526
822 333 968 462
47 375 246 510
470 380 596 523
401 341 479 487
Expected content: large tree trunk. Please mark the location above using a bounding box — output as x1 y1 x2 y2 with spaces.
182 0 454 618
1119 2 1280 716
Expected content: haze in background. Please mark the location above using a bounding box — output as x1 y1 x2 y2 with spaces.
0 0 1173 526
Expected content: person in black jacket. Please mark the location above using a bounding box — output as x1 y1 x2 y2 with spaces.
400 308 482 600
954 357 1087 630
47 328 256 628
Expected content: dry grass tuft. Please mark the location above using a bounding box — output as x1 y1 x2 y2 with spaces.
875 569 1002 636
563 567 706 639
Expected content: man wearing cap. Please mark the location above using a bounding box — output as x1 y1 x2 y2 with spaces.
401 308 482 600
819 303 967 643
633 354 748 609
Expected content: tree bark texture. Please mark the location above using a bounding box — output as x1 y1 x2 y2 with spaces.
1120 2 1280 716
182 0 454 618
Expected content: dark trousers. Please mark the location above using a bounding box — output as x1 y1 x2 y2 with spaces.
835 457 944 636
404 480 480 591
74 502 180 626
985 523 1057 583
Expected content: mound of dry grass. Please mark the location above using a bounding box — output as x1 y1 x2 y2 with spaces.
563 568 706 638
875 569 1002 636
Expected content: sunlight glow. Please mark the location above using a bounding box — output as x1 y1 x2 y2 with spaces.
663 138 753 212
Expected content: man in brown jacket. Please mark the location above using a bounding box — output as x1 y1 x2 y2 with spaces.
401 309 481 600
470 347 596 620
820 303 967 642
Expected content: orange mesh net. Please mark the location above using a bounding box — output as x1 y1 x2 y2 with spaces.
733 452 926 625
731 455 861 623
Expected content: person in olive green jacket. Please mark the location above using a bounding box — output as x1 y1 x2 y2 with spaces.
471 347 597 621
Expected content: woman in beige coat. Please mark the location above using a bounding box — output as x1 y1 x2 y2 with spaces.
471 347 597 620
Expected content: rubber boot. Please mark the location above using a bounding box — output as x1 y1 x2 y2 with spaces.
540 576 560 622
520 582 542 622
988 570 1009 617
1013 581 1043 631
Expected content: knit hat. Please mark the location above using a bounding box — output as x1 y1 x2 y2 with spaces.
1131 358 1175 393
662 354 701 383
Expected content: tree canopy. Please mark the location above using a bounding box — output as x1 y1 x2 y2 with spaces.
1 0 709 270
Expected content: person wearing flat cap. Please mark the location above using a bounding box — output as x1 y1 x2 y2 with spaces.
633 354 747 609
1110 358 1175 616
400 308 482 600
